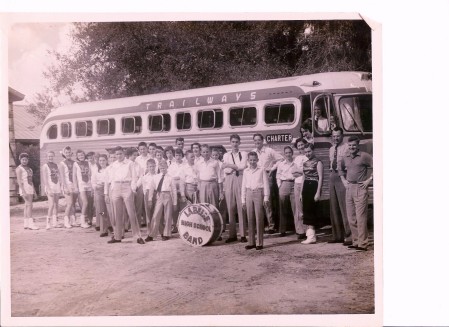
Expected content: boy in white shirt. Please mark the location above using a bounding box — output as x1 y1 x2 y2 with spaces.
146 160 177 241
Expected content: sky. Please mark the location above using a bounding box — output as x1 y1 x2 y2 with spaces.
8 22 73 105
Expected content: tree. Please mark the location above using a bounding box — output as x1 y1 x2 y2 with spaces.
45 20 372 103
25 90 58 124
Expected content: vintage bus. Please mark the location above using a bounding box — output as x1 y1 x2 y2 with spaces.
40 71 373 204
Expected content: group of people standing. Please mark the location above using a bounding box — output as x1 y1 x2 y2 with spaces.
15 127 373 251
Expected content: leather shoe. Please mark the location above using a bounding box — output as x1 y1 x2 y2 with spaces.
355 246 368 251
107 226 113 232
245 245 256 250
95 227 100 231
107 238 121 244
328 239 342 243
343 241 353 246
267 229 275 234
217 236 223 241
161 236 170 241
99 232 108 237
347 245 358 249
279 232 287 237
225 237 237 243
297 233 306 240
256 246 263 250
171 226 178 234
240 237 248 243
145 236 153 242
137 238 145 245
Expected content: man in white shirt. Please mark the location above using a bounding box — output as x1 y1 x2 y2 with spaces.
222 134 248 243
146 160 177 241
127 147 146 227
196 144 224 209
252 133 283 234
167 148 186 233
105 146 145 245
179 150 199 204
242 152 270 250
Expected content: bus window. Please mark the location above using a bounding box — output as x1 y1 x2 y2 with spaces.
47 124 57 139
264 103 295 124
122 116 142 134
338 95 372 133
148 114 171 132
229 106 257 127
75 121 93 137
176 112 191 130
97 118 116 135
198 109 223 129
61 122 71 138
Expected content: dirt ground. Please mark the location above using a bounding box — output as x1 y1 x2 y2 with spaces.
8 200 375 317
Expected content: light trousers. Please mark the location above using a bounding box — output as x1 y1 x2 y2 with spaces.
346 183 369 249
224 174 246 238
111 183 141 240
246 189 265 247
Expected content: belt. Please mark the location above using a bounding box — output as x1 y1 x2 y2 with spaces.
114 181 131 183
281 179 295 182
200 179 217 183
185 183 198 186
246 187 263 192
347 181 359 184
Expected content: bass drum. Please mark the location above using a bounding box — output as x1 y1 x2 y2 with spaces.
177 203 223 247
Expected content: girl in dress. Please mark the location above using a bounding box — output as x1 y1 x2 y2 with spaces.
73 149 93 228
59 146 78 227
42 151 63 229
301 143 323 244
15 153 39 230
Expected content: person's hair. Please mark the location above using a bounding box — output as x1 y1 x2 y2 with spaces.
304 143 315 150
191 142 201 150
114 146 124 153
175 137 184 143
174 148 184 157
247 151 258 159
97 154 109 172
164 146 175 155
211 148 220 154
332 126 344 135
294 137 307 149
158 159 168 168
148 142 157 148
302 120 312 132
47 150 55 156
19 152 29 160
61 146 71 159
126 147 138 157
185 150 193 157
284 146 293 154
86 151 95 158
147 158 156 165
76 149 86 160
138 141 147 148
348 136 360 144
253 133 264 141
230 134 241 142
201 144 210 150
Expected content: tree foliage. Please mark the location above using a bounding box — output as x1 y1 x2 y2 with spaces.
45 20 372 104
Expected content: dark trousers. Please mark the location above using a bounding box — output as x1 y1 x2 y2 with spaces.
329 171 352 242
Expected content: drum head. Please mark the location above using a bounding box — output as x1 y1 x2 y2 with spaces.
178 203 223 247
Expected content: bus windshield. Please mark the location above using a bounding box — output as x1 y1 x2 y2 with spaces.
338 94 372 133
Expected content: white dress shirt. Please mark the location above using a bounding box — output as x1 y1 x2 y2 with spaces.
241 166 270 204
147 173 177 205
195 158 223 183
253 146 283 171
222 150 248 175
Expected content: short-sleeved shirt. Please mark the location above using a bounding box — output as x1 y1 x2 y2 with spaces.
253 146 283 171
339 151 373 183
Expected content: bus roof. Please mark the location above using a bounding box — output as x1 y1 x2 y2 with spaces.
44 71 371 123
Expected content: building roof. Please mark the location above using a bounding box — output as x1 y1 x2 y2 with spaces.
8 87 25 103
13 105 41 141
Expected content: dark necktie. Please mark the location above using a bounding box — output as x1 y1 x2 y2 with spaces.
157 174 165 192
332 145 338 170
